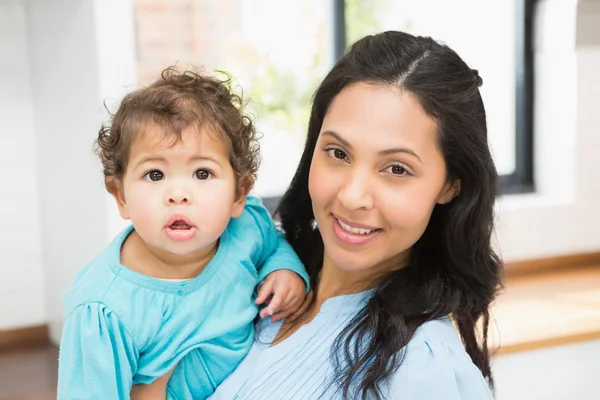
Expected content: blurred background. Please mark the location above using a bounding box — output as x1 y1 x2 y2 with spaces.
1 0 599 399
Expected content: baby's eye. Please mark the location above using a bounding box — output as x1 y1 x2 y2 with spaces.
194 169 212 180
144 170 164 181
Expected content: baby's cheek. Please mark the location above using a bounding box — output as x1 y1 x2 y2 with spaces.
128 194 162 233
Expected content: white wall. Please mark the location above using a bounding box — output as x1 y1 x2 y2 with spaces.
496 0 600 260
26 0 107 342
25 0 136 342
0 0 46 330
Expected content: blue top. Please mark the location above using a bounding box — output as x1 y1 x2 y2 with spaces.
57 197 309 400
209 290 493 400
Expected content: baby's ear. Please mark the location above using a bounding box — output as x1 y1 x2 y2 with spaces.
106 177 130 220
231 192 248 219
231 175 253 218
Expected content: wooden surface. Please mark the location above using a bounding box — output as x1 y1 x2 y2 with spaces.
491 264 600 354
0 325 48 353
504 251 600 277
0 344 57 399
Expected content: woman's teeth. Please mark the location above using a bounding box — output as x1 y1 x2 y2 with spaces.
337 218 375 235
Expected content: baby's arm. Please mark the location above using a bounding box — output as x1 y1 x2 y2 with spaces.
58 303 138 399
243 197 310 319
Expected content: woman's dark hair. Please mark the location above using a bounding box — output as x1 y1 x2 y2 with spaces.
276 31 502 399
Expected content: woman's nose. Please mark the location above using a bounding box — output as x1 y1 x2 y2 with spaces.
337 169 374 211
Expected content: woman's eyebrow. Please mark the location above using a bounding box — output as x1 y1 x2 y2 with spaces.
322 130 422 163
378 147 422 163
321 130 352 149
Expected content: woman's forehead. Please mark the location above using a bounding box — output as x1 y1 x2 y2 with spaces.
320 83 439 159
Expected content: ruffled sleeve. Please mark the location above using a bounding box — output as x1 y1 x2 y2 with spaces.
57 302 138 399
385 319 493 400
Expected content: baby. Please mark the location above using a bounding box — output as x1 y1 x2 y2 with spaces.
57 67 308 399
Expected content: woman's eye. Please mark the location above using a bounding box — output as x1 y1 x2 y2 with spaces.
144 170 164 181
334 149 347 159
387 164 409 176
325 147 348 161
194 169 212 180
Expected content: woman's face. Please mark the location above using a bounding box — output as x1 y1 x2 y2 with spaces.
308 82 459 275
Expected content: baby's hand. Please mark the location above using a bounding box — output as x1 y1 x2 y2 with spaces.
255 270 306 321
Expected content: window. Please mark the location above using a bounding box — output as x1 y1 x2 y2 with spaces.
132 0 535 209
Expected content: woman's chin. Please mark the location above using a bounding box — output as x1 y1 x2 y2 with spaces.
325 250 373 274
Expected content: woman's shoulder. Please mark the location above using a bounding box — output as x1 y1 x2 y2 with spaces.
384 317 494 400
411 316 463 349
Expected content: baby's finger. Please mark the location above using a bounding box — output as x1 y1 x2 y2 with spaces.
259 292 284 319
259 307 271 319
265 291 285 316
255 279 274 305
271 309 293 322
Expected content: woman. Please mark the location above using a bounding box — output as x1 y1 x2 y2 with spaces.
137 30 501 400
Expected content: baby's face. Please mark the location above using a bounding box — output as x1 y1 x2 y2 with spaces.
114 123 244 256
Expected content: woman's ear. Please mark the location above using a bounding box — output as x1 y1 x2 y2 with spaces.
106 177 130 220
437 178 461 205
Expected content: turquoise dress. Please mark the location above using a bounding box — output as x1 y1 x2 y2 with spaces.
57 197 309 399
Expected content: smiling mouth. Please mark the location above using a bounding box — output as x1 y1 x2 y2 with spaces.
334 217 382 235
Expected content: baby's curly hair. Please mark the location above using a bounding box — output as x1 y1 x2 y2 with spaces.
95 66 260 194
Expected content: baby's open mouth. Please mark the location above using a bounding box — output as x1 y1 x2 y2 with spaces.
169 220 192 230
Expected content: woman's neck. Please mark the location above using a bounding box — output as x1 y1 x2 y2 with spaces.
314 248 412 307
275 255 380 345
314 255 380 307
275 254 385 345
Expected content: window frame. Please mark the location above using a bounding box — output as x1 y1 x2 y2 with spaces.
500 0 536 194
